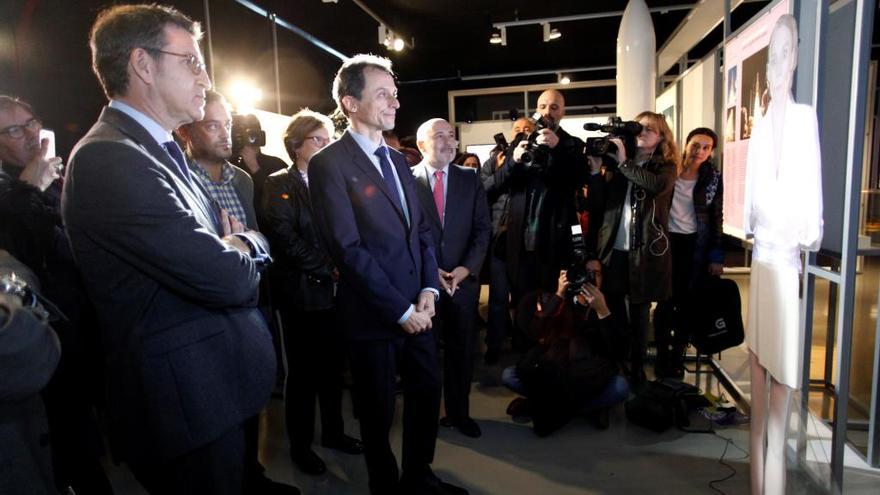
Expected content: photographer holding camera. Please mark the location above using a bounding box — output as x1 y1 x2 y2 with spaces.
587 111 677 388
501 257 629 436
489 90 589 308
231 113 287 216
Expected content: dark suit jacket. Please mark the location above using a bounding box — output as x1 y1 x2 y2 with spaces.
61 107 276 465
308 131 440 340
411 162 490 294
262 167 335 312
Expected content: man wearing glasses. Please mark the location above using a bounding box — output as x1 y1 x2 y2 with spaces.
0 96 62 194
62 5 286 495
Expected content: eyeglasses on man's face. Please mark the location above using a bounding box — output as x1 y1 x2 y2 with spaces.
142 47 206 76
0 118 41 139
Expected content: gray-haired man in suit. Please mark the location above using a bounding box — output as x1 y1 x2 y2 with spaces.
412 118 490 439
62 5 291 494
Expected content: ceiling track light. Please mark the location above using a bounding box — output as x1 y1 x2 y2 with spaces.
542 23 561 42
557 73 571 85
489 26 507 46
378 23 408 52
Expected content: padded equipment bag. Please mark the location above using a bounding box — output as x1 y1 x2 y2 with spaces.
690 277 744 355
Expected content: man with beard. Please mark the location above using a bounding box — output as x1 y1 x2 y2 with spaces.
412 118 490 438
177 90 258 230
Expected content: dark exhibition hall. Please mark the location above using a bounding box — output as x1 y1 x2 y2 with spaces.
2 1 880 494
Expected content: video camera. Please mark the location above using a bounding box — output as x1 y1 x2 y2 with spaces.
583 116 642 161
231 114 266 155
564 225 596 300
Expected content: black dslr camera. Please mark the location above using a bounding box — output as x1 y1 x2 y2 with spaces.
231 114 266 155
583 116 642 161
515 112 551 168
564 225 596 300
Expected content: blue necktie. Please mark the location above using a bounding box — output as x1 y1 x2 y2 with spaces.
163 140 193 184
374 146 404 214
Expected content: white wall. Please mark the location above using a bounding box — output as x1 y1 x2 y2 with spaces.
251 109 293 165
680 52 718 142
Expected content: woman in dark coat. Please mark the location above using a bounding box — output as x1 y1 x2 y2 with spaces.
262 109 362 476
587 111 678 387
653 128 724 378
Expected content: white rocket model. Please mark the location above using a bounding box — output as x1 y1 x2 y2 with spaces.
617 0 656 119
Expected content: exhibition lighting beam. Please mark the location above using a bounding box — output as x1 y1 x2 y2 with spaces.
232 0 347 61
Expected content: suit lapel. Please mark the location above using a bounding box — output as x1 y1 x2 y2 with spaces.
445 166 465 231
100 108 220 235
340 131 408 226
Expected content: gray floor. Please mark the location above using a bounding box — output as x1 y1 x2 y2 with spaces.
104 348 880 494
104 263 880 494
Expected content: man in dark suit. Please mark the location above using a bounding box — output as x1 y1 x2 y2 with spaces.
61 5 289 494
412 118 490 438
308 55 467 495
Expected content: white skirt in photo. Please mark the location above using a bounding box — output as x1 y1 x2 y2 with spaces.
746 259 803 389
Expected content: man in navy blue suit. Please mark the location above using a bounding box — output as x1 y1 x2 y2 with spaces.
412 118 490 439
308 55 467 495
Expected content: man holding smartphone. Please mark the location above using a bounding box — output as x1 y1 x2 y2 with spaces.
0 96 62 195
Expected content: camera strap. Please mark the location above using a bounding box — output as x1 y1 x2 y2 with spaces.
629 185 645 249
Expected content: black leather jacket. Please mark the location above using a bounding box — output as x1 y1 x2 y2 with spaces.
262 167 335 312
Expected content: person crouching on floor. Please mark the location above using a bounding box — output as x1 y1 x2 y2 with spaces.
502 257 629 436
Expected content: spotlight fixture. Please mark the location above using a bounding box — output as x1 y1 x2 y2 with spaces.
378 24 406 52
229 80 262 113
542 23 561 42
558 73 571 85
489 26 507 46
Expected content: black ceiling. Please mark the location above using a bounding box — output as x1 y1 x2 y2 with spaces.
3 0 875 156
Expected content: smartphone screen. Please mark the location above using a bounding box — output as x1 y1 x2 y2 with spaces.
39 129 56 157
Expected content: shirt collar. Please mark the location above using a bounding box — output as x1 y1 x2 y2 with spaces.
420 160 449 176
188 159 235 185
109 99 173 146
348 127 388 157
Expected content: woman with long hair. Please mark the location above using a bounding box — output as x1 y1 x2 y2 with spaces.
588 111 678 387
653 127 724 378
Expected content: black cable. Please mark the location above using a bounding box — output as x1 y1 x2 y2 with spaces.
707 431 749 495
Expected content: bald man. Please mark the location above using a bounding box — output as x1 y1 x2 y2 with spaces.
485 90 589 318
412 118 490 438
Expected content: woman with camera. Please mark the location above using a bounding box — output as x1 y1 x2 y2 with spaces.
588 111 678 388
262 109 363 476
653 128 724 378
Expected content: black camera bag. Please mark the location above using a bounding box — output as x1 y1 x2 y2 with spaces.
625 379 709 433
690 277 744 355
